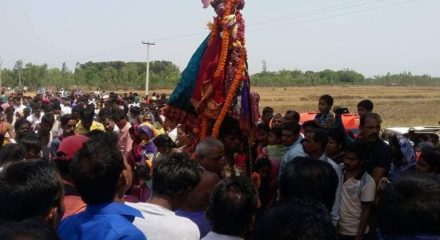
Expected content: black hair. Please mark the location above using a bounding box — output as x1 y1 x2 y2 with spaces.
130 106 141 115
41 103 52 113
71 132 123 204
18 132 42 160
253 197 337 240
319 94 334 107
152 152 202 197
269 126 283 139
219 116 241 139
359 112 382 127
112 108 127 122
23 107 31 115
134 164 151 181
419 149 440 173
344 141 367 160
30 101 42 110
0 144 26 166
262 107 274 115
377 174 440 236
0 218 59 240
284 110 300 123
357 99 374 112
0 160 63 222
309 128 329 150
60 114 74 127
328 128 345 147
51 102 61 111
279 157 338 211
207 177 258 236
302 120 320 131
41 112 55 126
344 141 369 179
14 118 31 132
282 122 301 135
79 104 95 123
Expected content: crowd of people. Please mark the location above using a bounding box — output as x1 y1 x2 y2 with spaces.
0 89 439 240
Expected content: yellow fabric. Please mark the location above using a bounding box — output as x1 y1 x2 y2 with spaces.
75 120 105 135
140 121 160 138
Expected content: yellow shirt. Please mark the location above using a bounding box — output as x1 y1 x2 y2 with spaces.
75 120 105 135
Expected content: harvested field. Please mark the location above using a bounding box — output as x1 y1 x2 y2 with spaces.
128 85 440 128
251 85 440 128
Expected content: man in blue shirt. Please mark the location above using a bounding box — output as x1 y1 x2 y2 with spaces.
280 122 305 176
58 132 147 240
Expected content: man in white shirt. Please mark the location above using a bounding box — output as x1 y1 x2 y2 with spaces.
128 153 201 240
303 128 343 225
27 102 44 129
202 177 258 240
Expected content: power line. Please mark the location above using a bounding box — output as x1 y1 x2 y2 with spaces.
2 0 421 66
248 0 419 32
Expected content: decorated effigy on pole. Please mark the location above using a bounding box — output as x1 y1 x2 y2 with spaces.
164 0 258 143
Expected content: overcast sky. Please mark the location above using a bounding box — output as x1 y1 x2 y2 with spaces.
1 0 439 77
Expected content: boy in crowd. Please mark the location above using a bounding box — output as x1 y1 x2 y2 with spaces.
0 160 64 229
129 153 202 240
314 94 335 129
357 100 374 117
377 174 440 239
260 106 273 126
58 132 146 240
338 142 376 240
254 197 337 240
74 104 104 135
50 114 77 158
203 177 258 240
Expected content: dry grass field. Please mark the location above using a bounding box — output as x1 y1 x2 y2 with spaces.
129 85 440 128
251 85 440 128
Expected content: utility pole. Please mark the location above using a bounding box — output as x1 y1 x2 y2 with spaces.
141 41 155 97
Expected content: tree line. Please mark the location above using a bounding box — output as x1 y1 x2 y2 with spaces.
1 60 439 90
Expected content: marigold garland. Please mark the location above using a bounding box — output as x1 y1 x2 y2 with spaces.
208 19 218 47
201 116 209 140
212 50 247 138
213 0 232 79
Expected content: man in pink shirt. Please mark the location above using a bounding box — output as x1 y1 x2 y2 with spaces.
113 108 133 159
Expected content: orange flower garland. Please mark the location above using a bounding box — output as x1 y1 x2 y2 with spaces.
208 19 218 47
201 116 209 140
213 0 232 79
212 50 247 138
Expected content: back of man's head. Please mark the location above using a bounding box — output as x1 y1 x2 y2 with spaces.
253 197 337 240
0 218 59 240
195 137 224 158
377 174 440 237
71 132 124 205
206 177 258 237
0 160 63 224
0 143 26 167
279 157 338 211
79 104 95 123
152 153 202 201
